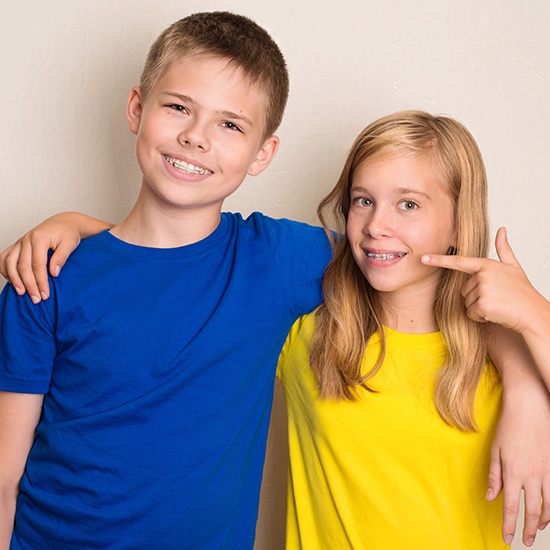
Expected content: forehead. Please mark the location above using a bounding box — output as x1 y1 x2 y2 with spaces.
159 54 267 102
353 151 447 189
153 54 269 132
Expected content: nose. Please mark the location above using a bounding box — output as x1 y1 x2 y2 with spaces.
177 119 210 151
365 205 392 238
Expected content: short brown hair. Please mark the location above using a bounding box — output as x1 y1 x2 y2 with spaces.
140 11 289 139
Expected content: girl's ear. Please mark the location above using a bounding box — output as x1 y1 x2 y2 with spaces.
126 86 144 136
247 135 280 176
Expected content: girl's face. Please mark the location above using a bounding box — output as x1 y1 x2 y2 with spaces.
347 152 456 310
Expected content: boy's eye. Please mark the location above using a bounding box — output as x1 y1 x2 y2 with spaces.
398 200 418 211
221 121 243 132
167 104 188 114
353 197 373 208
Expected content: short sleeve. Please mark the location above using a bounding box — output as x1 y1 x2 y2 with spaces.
0 283 56 393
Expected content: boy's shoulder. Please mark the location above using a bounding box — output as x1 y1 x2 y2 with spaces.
228 211 329 246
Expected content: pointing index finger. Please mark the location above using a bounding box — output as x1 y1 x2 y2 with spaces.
421 253 486 275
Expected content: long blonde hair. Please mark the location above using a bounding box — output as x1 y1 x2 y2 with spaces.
311 110 489 431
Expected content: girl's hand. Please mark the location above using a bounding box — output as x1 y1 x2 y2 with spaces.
421 227 540 333
0 213 112 303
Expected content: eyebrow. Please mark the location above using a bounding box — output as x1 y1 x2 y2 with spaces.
395 187 432 200
160 91 254 127
350 185 433 201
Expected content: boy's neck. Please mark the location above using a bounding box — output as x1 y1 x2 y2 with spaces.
110 192 223 248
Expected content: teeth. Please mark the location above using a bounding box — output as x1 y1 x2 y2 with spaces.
164 155 211 175
367 252 405 260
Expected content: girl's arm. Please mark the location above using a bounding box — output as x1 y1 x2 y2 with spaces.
0 213 113 304
0 391 43 549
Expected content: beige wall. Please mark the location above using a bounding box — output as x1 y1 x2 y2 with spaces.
2 1 550 548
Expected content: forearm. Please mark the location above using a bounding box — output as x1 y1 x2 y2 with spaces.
0 391 44 548
487 324 538 386
0 489 17 549
49 212 114 239
517 292 550 391
487 324 550 545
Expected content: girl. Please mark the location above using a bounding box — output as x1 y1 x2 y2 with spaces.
2 112 550 548
276 110 549 549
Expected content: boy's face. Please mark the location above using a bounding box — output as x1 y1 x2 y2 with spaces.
126 55 278 215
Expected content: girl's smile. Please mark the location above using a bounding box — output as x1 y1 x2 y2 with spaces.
347 152 456 311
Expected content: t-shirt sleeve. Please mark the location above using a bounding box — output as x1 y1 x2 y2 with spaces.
0 283 56 393
276 313 315 381
262 216 333 316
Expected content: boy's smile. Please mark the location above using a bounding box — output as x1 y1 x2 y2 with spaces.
163 154 212 176
126 55 278 222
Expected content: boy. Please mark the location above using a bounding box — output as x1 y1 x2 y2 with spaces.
0 12 331 549
1 10 549 550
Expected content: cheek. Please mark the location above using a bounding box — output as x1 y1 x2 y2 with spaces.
430 227 456 254
437 218 456 251
346 213 364 241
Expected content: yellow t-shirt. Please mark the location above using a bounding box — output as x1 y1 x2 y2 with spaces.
277 314 506 550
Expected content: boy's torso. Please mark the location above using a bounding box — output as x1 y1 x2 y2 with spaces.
0 212 331 549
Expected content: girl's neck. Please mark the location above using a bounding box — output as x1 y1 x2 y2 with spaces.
380 285 438 334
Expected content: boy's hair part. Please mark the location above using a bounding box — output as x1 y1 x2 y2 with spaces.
313 110 490 432
140 11 290 139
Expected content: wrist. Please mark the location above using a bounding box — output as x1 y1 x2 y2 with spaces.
518 291 550 338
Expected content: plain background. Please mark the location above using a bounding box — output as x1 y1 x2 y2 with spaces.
2 1 549 548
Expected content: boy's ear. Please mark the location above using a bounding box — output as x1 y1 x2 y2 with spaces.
247 136 280 176
126 86 144 135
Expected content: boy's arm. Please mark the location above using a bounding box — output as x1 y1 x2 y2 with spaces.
0 212 113 304
487 326 550 547
422 228 550 546
0 391 43 549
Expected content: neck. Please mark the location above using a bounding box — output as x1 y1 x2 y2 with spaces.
110 188 222 248
380 284 439 334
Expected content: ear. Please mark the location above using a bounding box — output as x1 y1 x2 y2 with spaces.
126 86 144 136
247 135 280 176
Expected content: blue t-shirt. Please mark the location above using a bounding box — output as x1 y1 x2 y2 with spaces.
0 212 332 549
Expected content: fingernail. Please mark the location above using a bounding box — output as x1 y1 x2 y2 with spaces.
421 255 430 263
41 292 48 301
504 534 513 545
15 286 24 296
53 265 60 277
525 537 535 546
485 488 493 500
31 295 40 304
540 522 549 530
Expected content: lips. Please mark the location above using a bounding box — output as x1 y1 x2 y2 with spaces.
163 154 212 176
365 251 406 260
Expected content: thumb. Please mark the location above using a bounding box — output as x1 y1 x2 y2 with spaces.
494 227 520 267
486 449 503 502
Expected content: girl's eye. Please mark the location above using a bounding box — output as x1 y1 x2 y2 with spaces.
353 197 373 208
398 200 418 211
